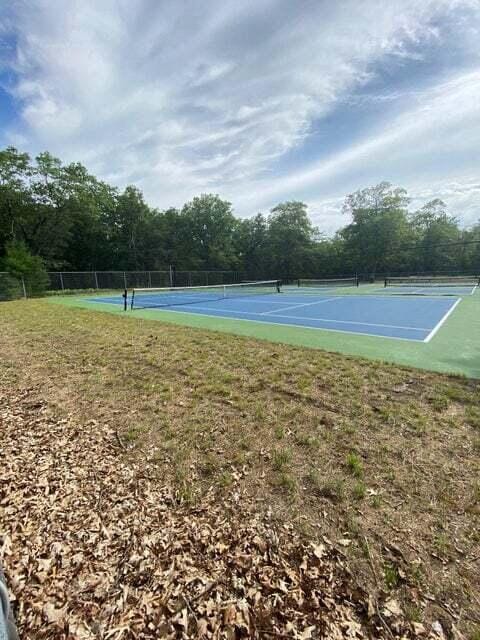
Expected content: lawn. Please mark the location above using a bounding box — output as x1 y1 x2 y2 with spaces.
53 284 480 379
1 299 479 638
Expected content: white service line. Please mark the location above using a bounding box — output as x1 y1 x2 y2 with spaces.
423 298 461 343
238 298 300 305
152 306 426 342
270 314 428 332
172 305 428 333
260 297 339 315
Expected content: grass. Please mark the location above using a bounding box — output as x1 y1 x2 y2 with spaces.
466 406 480 429
384 563 401 590
53 285 480 378
1 298 479 636
352 481 366 500
272 448 292 471
346 452 364 478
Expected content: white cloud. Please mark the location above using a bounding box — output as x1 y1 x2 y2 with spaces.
0 0 479 230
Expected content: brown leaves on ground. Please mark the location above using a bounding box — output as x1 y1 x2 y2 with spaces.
1 386 431 639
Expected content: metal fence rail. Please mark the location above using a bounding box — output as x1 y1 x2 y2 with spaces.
0 270 244 302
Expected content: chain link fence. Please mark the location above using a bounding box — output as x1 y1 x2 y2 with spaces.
0 270 243 302
0 273 26 301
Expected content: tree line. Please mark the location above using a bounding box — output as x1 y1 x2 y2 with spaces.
1 146 479 283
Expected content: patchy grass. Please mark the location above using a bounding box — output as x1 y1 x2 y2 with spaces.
384 563 401 590
1 299 479 636
272 448 292 471
352 481 366 500
346 452 364 478
466 406 480 430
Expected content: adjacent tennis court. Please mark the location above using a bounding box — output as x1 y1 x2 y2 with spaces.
381 275 479 297
88 280 462 342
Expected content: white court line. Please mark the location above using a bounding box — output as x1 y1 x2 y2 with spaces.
147 306 426 342
270 313 428 332
167 305 429 333
235 298 300 305
260 297 339 315
423 298 461 343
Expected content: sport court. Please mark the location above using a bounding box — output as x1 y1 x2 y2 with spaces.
89 279 464 343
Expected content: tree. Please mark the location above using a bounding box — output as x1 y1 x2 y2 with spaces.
268 201 317 278
107 186 153 269
410 200 462 273
341 182 413 276
0 145 475 280
181 194 240 270
235 214 270 279
0 147 32 257
59 163 117 270
2 241 49 295
307 236 348 278
148 207 187 270
463 222 480 274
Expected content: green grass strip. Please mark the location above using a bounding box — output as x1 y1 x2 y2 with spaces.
50 290 480 379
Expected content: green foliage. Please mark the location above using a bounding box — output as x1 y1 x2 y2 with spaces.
268 201 318 277
340 182 413 276
181 194 240 270
2 241 49 296
1 146 479 278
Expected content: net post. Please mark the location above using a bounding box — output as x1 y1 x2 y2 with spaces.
123 288 128 311
130 289 135 310
276 281 281 293
384 278 388 288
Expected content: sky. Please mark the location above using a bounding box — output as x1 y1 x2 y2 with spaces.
0 0 479 235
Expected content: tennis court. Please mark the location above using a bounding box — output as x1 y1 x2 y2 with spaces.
88 280 462 343
380 275 479 297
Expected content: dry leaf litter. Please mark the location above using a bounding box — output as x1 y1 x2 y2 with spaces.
0 386 444 638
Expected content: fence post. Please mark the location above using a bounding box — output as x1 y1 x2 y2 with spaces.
60 272 64 291
21 277 27 299
94 272 99 289
123 272 127 289
148 271 152 288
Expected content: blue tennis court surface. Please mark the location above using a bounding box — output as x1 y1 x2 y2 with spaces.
88 290 461 342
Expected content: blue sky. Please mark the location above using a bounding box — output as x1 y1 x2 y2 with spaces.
0 0 479 234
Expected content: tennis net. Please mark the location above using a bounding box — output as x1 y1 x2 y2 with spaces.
131 280 281 309
298 277 359 288
384 275 480 287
